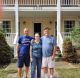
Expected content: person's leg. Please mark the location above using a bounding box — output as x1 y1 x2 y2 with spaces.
24 56 30 78
49 68 54 78
37 57 42 78
17 56 24 78
43 67 48 78
42 57 48 78
31 57 37 78
24 66 29 78
48 57 55 78
18 68 22 78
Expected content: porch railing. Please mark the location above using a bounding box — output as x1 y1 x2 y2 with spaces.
61 0 80 6
1 0 80 7
0 0 15 6
61 32 71 39
18 0 57 6
5 33 16 46
0 0 57 6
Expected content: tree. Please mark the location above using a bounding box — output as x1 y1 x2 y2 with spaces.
0 29 12 65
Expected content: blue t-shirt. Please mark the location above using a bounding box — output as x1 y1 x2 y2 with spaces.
41 36 56 57
18 35 33 56
31 40 42 58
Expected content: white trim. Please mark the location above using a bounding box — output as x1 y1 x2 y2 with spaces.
61 7 80 11
3 7 80 12
19 7 57 11
3 7 15 11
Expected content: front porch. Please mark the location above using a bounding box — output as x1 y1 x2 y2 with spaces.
1 10 80 56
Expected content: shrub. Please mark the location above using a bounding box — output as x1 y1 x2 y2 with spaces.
71 26 80 49
63 38 76 63
0 29 12 65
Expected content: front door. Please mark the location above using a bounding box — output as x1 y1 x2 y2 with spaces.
34 23 41 36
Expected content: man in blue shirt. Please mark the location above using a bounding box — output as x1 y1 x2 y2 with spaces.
16 28 33 78
41 27 57 78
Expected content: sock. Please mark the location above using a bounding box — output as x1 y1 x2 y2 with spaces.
50 75 53 78
45 73 48 78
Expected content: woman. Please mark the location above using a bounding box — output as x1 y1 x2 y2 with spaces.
30 33 42 78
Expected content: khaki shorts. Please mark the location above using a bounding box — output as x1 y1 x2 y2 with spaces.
42 56 55 68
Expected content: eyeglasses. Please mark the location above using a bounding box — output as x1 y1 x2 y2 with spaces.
35 36 40 37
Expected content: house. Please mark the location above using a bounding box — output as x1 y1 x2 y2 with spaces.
0 0 80 56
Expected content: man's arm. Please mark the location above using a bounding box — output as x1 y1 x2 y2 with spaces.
53 46 56 56
16 44 19 58
30 46 33 62
52 46 56 60
52 37 57 60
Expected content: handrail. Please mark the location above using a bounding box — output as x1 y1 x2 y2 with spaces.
13 33 18 45
58 32 63 53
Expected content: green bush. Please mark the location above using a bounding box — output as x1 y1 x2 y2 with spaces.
71 26 80 49
63 38 76 63
0 29 12 65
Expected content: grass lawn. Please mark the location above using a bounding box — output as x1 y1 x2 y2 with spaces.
0 68 7 78
0 63 24 78
0 63 80 78
0 68 17 78
56 68 80 78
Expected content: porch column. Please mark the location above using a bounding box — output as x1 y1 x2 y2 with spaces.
15 0 19 36
57 0 61 46
14 0 19 57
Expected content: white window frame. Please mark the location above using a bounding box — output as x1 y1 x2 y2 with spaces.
2 19 12 33
64 20 75 32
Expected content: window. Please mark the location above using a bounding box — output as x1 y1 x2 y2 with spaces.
64 20 75 32
2 21 11 33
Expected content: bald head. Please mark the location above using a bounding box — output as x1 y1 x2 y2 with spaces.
23 28 29 36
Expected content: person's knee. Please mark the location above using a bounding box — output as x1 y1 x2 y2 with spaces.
18 68 22 72
17 59 24 68
49 68 54 75
43 67 48 73
31 66 36 72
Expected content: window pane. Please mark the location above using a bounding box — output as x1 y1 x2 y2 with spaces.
2 21 11 33
64 20 75 32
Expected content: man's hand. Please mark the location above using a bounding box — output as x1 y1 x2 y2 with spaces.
30 58 33 62
51 55 55 61
15 53 18 59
